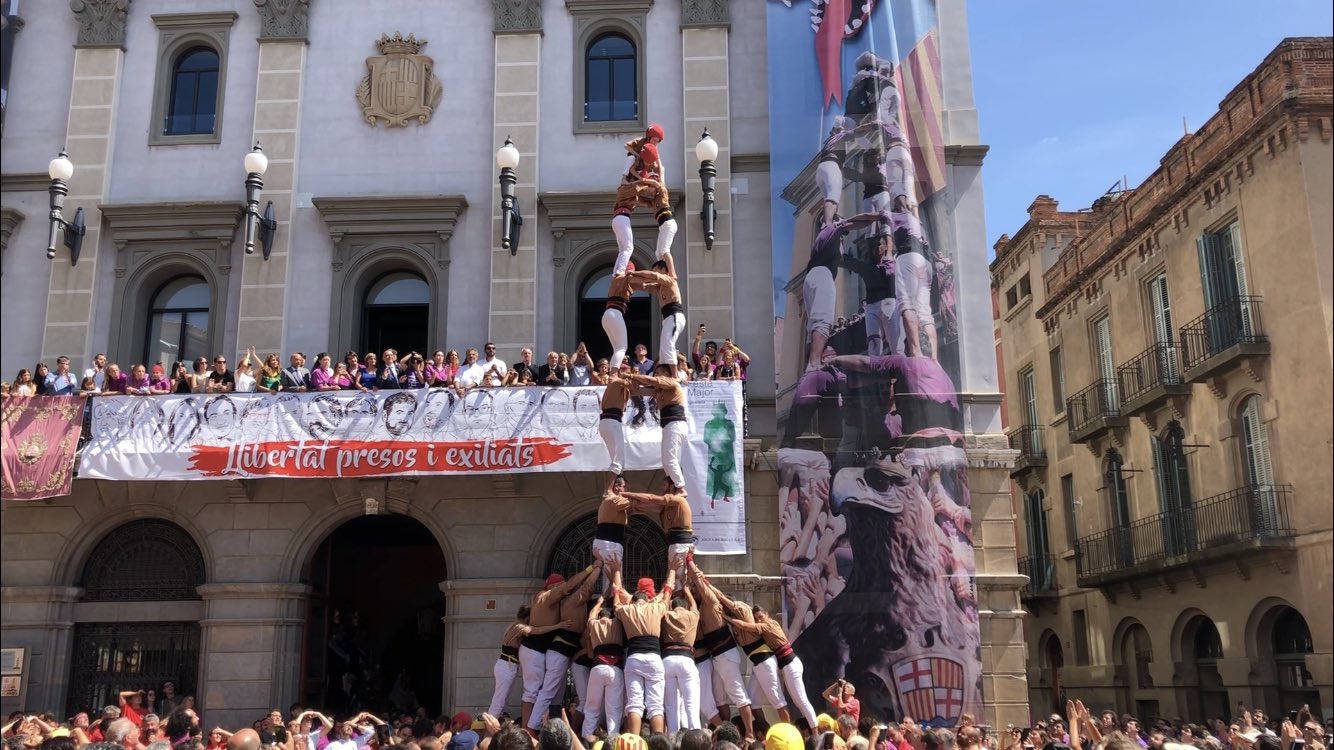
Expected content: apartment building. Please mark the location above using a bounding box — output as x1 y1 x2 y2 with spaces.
991 37 1333 722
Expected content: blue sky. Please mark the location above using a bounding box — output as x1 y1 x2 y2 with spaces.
969 1 1333 253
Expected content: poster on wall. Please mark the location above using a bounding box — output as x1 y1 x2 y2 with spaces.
766 0 979 725
77 383 746 554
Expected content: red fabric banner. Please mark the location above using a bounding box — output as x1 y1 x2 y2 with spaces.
1 396 85 500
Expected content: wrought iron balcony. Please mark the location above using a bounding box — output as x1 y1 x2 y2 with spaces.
1066 378 1126 444
1007 424 1047 477
1116 341 1191 417
1018 553 1058 600
1074 484 1294 587
1179 296 1270 381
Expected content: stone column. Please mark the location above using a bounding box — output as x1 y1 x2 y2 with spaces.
679 2 735 338
196 583 310 729
488 0 542 352
968 443 1030 730
237 1 311 358
439 577 537 715
0 586 81 715
40 1 130 372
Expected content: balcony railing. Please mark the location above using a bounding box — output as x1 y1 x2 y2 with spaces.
1179 296 1270 378
1074 484 1294 586
1066 378 1125 443
1116 341 1190 416
1007 424 1047 476
1018 553 1058 599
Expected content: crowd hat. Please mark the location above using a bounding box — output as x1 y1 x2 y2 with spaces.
766 723 804 750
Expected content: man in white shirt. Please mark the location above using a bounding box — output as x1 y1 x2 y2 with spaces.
84 352 108 391
324 714 379 750
458 347 487 390
480 342 508 387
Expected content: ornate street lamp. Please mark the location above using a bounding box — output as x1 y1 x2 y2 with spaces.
243 143 278 259
46 150 85 264
695 129 719 251
496 136 523 256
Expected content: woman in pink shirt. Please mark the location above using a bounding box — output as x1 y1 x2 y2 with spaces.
148 364 173 394
101 364 128 394
333 362 355 390
310 353 340 391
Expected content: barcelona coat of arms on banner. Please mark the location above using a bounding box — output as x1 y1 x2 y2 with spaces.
356 31 444 127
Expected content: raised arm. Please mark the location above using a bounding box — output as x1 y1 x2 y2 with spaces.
659 567 678 602
587 594 605 624
822 681 842 707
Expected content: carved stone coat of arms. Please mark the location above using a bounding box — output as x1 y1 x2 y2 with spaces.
356 32 444 127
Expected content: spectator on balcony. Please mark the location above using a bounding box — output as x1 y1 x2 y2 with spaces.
378 349 404 390
592 358 612 385
84 353 108 391
12 368 37 396
311 353 339 391
357 353 380 390
628 344 654 375
425 351 452 388
258 354 284 394
148 365 173 395
170 362 193 394
0 382 9 399
124 364 152 395
282 353 311 392
401 353 427 389
714 348 741 381
185 358 208 393
722 340 750 380
538 352 567 387
569 345 594 386
480 343 508 387
46 357 78 396
511 348 536 385
675 353 694 384
503 364 534 387
206 355 235 393
457 348 486 390
102 364 129 395
235 350 258 393
332 362 355 390
32 363 52 395
78 377 97 396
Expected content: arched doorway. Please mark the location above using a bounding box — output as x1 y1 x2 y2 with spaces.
579 266 654 364
1117 621 1158 720
301 515 447 716
546 512 667 587
1270 607 1319 715
1039 630 1064 714
1182 615 1229 722
363 272 430 357
67 519 205 715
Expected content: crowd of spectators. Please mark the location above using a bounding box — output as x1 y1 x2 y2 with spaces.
3 334 751 401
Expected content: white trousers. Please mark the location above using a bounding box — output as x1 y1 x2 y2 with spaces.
572 662 591 714
895 251 934 319
863 190 892 216
592 539 624 591
663 654 702 732
711 646 752 708
815 160 843 204
780 657 819 728
623 652 666 718
659 311 686 368
697 658 717 719
747 656 786 710
656 218 678 259
661 420 687 488
580 664 624 738
598 416 626 474
529 650 572 730
519 645 547 703
865 296 901 355
489 658 519 717
803 266 835 340
612 215 634 275
602 308 629 371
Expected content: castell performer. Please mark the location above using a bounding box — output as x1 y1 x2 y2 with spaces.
627 367 688 490
625 480 695 573
612 123 677 274
580 589 627 741
525 563 600 725
602 265 639 371
487 606 572 718
801 211 883 372
723 603 820 729
520 562 600 730
611 564 678 736
660 575 702 732
710 582 790 725
629 252 684 378
686 557 756 740
598 366 633 477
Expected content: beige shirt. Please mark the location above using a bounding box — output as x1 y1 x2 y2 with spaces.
616 596 669 639
661 607 700 648
693 579 726 633
598 491 631 525
646 375 684 407
601 377 631 410
586 615 625 649
501 622 531 649
661 493 692 531
558 573 598 635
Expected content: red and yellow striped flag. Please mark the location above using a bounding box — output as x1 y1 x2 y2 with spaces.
895 28 946 199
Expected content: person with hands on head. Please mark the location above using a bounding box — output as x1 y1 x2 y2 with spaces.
713 586 790 725
118 690 147 728
685 558 756 740
623 479 695 573
822 680 860 723
691 326 717 380
611 560 677 737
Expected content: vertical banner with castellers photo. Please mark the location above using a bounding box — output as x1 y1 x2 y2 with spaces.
766 0 979 725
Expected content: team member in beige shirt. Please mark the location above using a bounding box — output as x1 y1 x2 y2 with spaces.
661 580 702 731
629 253 684 378
724 603 820 728
707 579 790 724
599 368 634 476
625 481 695 573
627 368 689 490
686 558 756 739
610 561 678 736
521 562 600 730
579 592 627 741
487 606 573 718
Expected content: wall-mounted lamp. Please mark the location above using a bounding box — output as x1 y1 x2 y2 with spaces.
46 150 86 265
243 143 278 260
496 136 523 256
695 129 719 251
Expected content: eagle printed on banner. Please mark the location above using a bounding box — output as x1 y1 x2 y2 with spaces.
356 31 444 127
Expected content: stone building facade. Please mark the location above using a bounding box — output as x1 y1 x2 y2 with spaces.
0 0 1028 729
991 38 1333 722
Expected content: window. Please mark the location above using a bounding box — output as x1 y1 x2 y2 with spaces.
149 13 236 145
1093 315 1117 409
145 276 210 368
1239 395 1273 488
1019 274 1032 298
1049 346 1065 413
166 47 219 135
1196 222 1249 312
1005 285 1019 309
1104 448 1133 567
1024 489 1050 560
362 272 430 357
1151 421 1194 555
1072 609 1090 665
1060 473 1077 547
584 33 637 123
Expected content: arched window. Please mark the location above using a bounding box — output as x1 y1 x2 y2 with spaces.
546 513 667 587
166 47 220 135
579 266 653 363
146 276 210 368
1103 449 1133 567
1238 395 1273 489
362 272 430 357
1186 617 1228 720
585 33 637 122
1152 420 1194 555
79 519 206 602
1271 608 1319 714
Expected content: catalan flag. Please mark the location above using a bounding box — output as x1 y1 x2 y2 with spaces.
895 29 947 199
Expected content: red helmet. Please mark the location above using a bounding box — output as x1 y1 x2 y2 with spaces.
646 122 665 142
639 142 660 165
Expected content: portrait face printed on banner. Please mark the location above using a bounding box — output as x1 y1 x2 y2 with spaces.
304 394 345 440
539 389 571 435
203 395 237 438
168 399 201 447
572 389 601 434
420 389 455 432
382 392 418 437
